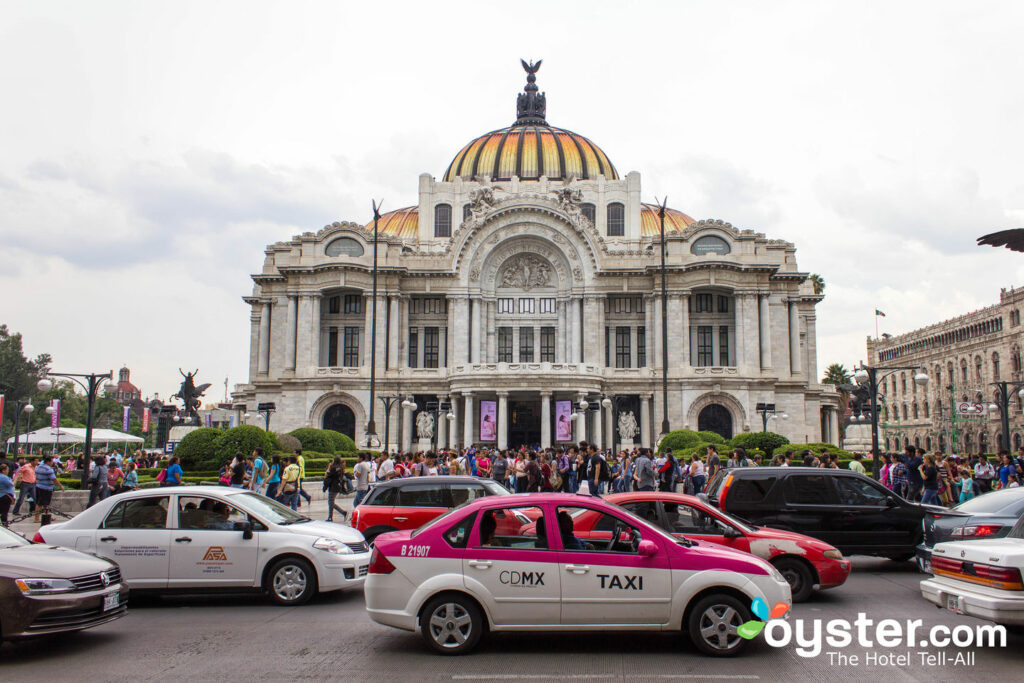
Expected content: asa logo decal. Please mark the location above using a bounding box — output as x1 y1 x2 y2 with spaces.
597 574 643 590
499 570 545 586
203 546 228 562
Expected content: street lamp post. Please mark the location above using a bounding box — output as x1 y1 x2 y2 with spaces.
256 402 276 432
656 197 670 440
989 380 1024 453
7 399 34 455
378 395 401 456
36 370 113 487
365 199 383 449
853 363 929 479
754 402 788 432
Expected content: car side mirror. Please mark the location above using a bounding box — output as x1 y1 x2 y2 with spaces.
885 496 898 508
723 526 741 539
638 540 658 557
237 521 254 540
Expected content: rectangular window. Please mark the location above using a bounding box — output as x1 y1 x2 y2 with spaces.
328 296 340 315
611 296 633 314
408 328 418 368
697 326 713 366
695 293 713 313
539 297 555 314
411 297 446 315
498 298 514 314
343 294 361 314
637 326 646 367
498 327 513 362
540 327 555 362
719 326 730 366
519 297 534 314
328 327 338 366
519 327 534 362
717 295 730 313
423 327 439 368
616 326 631 368
581 203 596 225
607 203 625 236
605 326 611 367
343 327 359 366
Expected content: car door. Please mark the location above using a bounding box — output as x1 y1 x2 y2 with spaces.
167 495 260 587
658 500 751 554
556 504 672 626
778 474 842 547
94 494 172 588
830 475 903 551
462 503 561 626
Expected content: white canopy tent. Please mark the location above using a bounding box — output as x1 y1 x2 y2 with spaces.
5 427 144 446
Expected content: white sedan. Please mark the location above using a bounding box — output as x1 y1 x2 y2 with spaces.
35 485 370 605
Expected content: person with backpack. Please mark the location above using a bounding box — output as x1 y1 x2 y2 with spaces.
280 456 301 510
295 449 312 508
86 456 109 506
658 449 678 492
249 448 269 492
323 457 348 522
525 451 542 492
557 449 571 492
264 455 283 500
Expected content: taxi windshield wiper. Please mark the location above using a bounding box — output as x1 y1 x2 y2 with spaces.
279 516 312 525
676 536 696 547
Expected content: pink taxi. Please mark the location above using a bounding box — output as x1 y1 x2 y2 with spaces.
364 493 791 656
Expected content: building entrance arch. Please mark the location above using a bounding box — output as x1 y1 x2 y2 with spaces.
697 404 733 440
323 404 356 441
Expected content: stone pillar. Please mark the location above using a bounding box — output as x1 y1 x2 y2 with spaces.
570 298 582 363
285 295 298 371
296 295 312 375
667 295 686 373
400 297 410 369
759 293 772 369
464 392 475 448
363 293 374 367
652 294 663 375
679 294 690 369
249 306 261 378
450 395 460 450
446 296 456 367
471 298 482 363
258 301 271 374
486 300 496 363
583 296 601 364
310 294 321 371
540 391 552 449
436 394 448 450
497 392 508 450
829 408 840 446
593 399 603 450
401 400 413 452
645 296 654 368
388 296 400 369
557 300 567 362
788 300 801 376
454 297 470 364
640 394 652 448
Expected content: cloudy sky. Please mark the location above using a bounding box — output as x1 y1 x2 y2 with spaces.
3 0 1023 400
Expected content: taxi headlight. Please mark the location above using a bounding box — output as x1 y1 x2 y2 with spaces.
16 578 76 595
312 538 352 555
767 564 786 584
823 549 843 560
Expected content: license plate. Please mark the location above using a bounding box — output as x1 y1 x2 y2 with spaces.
103 592 119 612
946 595 963 614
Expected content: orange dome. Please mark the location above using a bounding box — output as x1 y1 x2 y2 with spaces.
365 206 418 238
640 203 695 236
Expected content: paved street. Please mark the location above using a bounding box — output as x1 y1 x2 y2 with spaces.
3 495 1021 682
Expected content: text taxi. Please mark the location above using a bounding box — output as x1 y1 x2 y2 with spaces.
365 493 791 656
35 486 370 605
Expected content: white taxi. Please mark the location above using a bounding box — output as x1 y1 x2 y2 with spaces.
35 485 370 605
365 493 791 656
921 513 1024 625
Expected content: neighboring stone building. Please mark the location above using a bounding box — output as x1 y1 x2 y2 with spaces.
108 366 142 405
233 62 839 451
867 286 1024 454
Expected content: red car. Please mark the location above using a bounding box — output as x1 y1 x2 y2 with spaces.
350 476 514 544
528 491 851 601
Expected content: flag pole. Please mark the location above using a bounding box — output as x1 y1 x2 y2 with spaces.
875 311 879 340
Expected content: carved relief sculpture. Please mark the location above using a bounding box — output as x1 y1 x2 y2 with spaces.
416 411 434 440
499 253 552 290
618 411 639 440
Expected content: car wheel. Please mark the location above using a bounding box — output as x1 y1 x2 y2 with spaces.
687 594 750 657
420 594 484 655
773 558 814 603
266 557 317 606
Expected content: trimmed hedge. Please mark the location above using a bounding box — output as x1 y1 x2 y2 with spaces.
327 430 357 453
729 431 790 454
289 428 338 454
771 442 855 460
277 433 301 453
174 428 224 471
657 430 707 454
696 430 726 445
215 425 276 463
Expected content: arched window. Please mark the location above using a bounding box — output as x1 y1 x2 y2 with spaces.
912 403 918 419
1015 433 1022 449
885 438 891 450
581 203 596 225
914 437 920 448
900 373 906 394
961 360 968 384
975 356 983 381
926 436 932 451
902 404 908 420
434 203 452 238
606 202 625 236
1012 346 1022 374
462 203 472 222
325 237 364 257
923 402 930 418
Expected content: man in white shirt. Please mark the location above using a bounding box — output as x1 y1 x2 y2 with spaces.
353 453 373 507
377 453 396 481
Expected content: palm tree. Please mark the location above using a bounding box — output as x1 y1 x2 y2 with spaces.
809 273 825 295
822 363 851 386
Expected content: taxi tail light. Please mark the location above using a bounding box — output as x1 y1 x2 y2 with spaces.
368 548 396 574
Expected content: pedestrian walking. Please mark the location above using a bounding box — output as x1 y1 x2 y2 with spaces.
280 456 301 510
296 450 312 508
0 464 15 527
86 456 109 507
33 455 64 521
12 457 38 516
324 457 348 522
265 455 283 500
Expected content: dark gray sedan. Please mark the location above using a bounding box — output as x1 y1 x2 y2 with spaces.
0 526 129 641
916 487 1024 571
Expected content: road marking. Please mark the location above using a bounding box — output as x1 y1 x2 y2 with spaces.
453 676 758 681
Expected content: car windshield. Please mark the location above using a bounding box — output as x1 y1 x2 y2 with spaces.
228 492 310 525
953 489 1022 514
0 526 31 548
600 499 697 547
481 481 511 496
410 505 467 538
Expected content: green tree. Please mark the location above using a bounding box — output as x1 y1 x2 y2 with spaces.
174 428 223 470
0 324 51 442
822 363 851 386
809 273 825 295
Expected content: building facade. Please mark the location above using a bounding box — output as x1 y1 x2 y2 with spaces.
234 63 839 451
867 286 1024 454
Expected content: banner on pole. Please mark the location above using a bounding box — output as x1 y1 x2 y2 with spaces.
122 406 131 431
205 413 212 428
142 408 150 433
479 400 497 442
555 400 573 441
50 399 60 428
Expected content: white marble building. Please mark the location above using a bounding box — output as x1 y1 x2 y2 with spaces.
234 62 840 451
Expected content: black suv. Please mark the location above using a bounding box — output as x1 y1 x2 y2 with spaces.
703 467 941 560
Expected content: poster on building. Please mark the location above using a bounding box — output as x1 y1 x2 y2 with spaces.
50 399 60 428
142 408 150 433
479 400 497 441
555 400 573 441
955 402 988 416
122 406 131 431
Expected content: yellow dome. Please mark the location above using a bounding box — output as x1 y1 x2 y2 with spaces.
640 203 695 236
364 206 418 238
444 124 618 183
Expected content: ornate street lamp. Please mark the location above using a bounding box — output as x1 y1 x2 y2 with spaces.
36 370 114 486
853 363 929 478
366 199 384 449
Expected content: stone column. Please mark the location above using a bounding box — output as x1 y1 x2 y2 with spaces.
401 400 413 452
454 297 470 364
640 394 652 448
789 299 801 376
557 300 567 362
497 392 509 450
285 295 298 371
464 392 475 448
570 298 582 363
486 300 496 363
310 294 321 371
249 306 261 378
759 293 772 369
645 296 654 368
652 294 663 375
583 296 600 364
667 295 686 373
436 394 448 450
593 399 603 450
450 394 460 450
540 391 552 449
296 295 312 375
388 296 400 369
400 297 410 369
258 301 271 374
471 298 482 363
363 293 374 367
829 408 840 446
679 294 690 369
446 296 456 367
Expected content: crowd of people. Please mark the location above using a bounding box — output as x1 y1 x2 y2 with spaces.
877 445 1023 506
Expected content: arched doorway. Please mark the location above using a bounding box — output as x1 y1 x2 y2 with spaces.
322 404 356 441
698 404 733 440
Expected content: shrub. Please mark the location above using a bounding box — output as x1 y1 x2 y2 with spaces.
696 430 726 445
326 430 357 452
730 431 790 454
277 433 301 454
771 443 855 460
657 430 705 454
215 425 276 463
174 428 224 471
289 428 338 454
